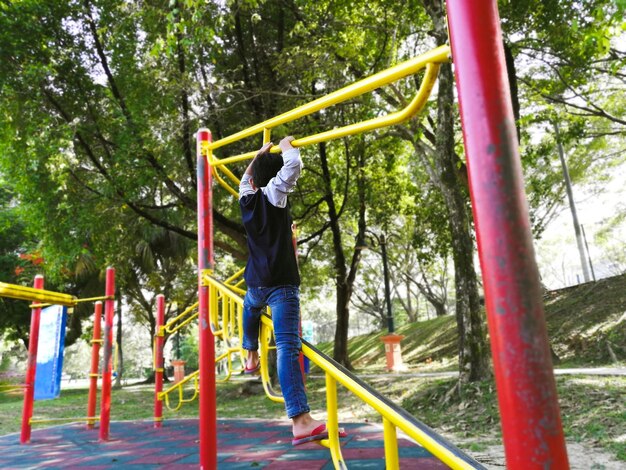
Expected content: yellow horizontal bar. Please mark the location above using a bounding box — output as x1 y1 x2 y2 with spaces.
75 295 114 303
203 276 245 305
30 417 100 424
224 268 246 285
158 370 200 401
210 62 440 180
208 45 450 152
0 282 77 306
29 303 52 309
160 301 199 336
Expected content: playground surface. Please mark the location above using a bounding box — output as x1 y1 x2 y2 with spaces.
0 418 451 469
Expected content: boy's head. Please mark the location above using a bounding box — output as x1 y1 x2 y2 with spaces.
251 151 283 188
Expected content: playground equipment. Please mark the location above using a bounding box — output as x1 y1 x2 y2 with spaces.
154 266 487 468
187 2 570 469
0 267 116 443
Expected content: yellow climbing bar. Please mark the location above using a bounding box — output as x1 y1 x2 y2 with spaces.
213 61 441 169
0 282 76 307
208 45 449 153
160 302 199 336
158 371 200 412
199 46 449 199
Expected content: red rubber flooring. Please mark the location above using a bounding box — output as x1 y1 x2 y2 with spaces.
0 418 451 469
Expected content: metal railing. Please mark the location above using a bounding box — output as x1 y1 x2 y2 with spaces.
190 43 490 469
203 273 485 469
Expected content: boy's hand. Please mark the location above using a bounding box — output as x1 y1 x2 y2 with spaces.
256 141 273 157
279 136 295 152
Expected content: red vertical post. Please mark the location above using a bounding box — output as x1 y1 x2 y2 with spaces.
197 128 217 469
20 275 44 444
154 294 165 428
446 2 569 468
99 267 115 441
87 301 103 429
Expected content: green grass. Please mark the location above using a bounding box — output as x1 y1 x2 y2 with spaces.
1 273 625 464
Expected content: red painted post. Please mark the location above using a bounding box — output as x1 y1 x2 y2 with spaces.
99 267 115 441
20 275 44 444
197 128 217 469
446 2 569 468
154 294 165 428
87 301 103 429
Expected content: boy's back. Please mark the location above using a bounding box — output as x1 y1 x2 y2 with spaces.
239 142 303 288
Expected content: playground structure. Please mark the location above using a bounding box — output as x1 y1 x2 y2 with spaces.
183 2 570 469
0 2 571 469
0 267 116 443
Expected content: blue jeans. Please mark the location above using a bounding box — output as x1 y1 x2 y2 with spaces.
242 285 310 419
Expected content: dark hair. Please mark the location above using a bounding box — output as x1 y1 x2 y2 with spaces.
252 152 283 188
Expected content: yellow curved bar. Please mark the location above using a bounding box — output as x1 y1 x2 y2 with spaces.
159 370 200 412
211 165 239 198
0 282 76 306
213 62 441 169
294 63 439 148
161 301 199 336
300 342 475 470
259 317 284 403
208 45 450 151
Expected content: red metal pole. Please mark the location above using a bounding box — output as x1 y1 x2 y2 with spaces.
446 2 569 468
87 301 103 429
99 267 115 441
197 128 217 469
20 275 44 444
154 294 165 428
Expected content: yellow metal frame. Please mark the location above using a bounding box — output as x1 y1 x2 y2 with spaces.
158 371 200 412
0 282 114 309
199 46 449 199
161 46 481 469
0 282 76 306
29 416 100 425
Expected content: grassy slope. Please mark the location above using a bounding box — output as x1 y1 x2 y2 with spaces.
315 273 626 370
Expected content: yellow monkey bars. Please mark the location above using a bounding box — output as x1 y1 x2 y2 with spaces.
202 45 450 198
182 44 483 469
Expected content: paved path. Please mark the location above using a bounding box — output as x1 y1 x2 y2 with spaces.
310 367 626 380
0 419 451 469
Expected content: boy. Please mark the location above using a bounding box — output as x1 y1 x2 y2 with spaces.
239 136 342 445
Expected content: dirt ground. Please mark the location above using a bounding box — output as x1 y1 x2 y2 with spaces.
471 442 623 469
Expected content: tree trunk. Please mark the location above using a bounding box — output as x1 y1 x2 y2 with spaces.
319 142 352 369
423 0 490 382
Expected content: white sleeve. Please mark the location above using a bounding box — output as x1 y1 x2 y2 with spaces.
239 173 257 200
263 148 303 208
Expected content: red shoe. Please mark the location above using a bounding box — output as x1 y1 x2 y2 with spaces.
291 424 348 446
244 362 260 375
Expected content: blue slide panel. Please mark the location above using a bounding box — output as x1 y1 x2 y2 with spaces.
34 305 68 400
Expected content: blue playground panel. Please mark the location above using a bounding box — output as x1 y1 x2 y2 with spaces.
0 418 451 468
